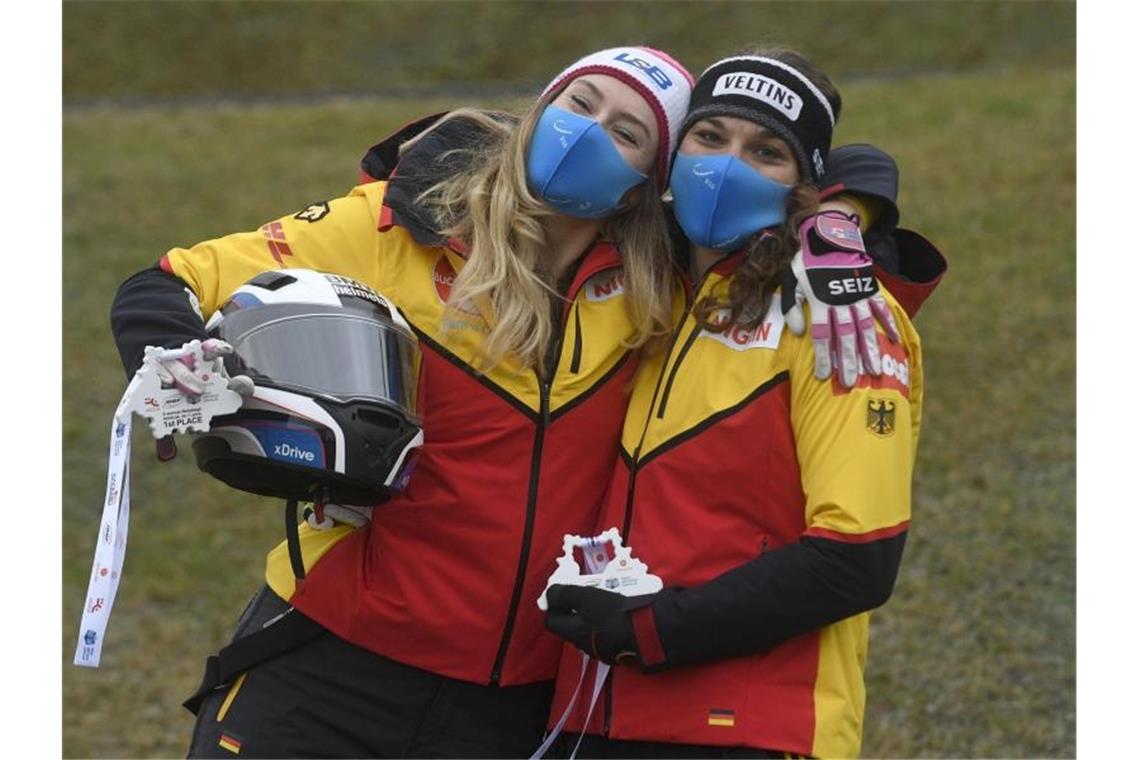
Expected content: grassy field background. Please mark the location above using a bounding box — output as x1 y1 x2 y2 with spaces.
62 2 1075 757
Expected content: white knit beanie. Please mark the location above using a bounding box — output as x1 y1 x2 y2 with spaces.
543 46 694 186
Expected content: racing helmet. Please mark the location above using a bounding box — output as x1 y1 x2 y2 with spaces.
193 269 423 506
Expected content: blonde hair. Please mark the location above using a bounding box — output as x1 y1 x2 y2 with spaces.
406 102 676 374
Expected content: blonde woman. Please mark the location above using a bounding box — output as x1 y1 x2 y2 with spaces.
109 47 694 758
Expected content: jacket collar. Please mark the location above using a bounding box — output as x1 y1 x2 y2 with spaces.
369 111 515 257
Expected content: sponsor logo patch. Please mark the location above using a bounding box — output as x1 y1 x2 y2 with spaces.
699 301 784 352
432 255 456 303
324 273 385 307
246 424 326 469
583 271 625 303
259 222 293 266
826 275 876 298
432 255 479 316
293 201 330 223
613 52 674 90
79 628 99 662
833 333 911 397
274 442 316 463
867 398 897 437
712 71 803 120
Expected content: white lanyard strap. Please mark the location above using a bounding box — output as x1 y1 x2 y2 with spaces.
73 345 244 668
74 378 139 667
530 654 611 760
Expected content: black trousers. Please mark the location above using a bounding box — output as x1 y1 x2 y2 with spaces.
187 586 553 758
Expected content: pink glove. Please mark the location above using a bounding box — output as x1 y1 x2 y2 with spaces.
152 338 254 398
783 211 900 388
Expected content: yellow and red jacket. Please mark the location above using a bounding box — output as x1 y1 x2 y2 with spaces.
111 123 646 687
110 116 942 696
548 250 925 757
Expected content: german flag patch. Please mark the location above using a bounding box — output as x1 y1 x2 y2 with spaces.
218 733 243 755
708 708 735 727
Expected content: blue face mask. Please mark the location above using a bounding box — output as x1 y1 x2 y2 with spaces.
669 152 793 251
526 106 648 219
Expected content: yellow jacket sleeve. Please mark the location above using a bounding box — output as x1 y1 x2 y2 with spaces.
786 292 923 539
163 184 388 318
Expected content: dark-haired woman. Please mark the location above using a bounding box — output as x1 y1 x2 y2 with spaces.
543 49 941 758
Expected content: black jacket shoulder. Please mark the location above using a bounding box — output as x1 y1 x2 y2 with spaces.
360 110 517 248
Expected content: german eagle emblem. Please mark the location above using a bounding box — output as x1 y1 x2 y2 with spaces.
867 398 896 437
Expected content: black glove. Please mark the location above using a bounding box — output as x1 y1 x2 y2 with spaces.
544 584 657 666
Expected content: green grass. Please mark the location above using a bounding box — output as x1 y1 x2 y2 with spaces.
63 3 1075 756
64 1 1074 100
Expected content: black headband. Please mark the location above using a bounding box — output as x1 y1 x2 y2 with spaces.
682 56 836 183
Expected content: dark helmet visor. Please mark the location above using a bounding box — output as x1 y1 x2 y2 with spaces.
216 304 419 417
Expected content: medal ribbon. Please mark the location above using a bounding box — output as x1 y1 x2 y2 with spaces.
531 536 615 758
530 653 610 760
73 376 140 667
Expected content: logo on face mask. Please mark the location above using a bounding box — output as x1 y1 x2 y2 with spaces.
526 106 648 219
670 153 792 251
552 119 575 147
613 52 673 90
690 164 718 193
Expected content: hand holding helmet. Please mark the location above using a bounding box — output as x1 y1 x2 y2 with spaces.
304 502 372 530
149 338 254 399
783 210 900 388
194 269 423 508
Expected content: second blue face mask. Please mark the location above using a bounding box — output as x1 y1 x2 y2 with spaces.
669 152 793 252
526 106 648 219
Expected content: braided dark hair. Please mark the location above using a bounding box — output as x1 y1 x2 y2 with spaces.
694 184 820 330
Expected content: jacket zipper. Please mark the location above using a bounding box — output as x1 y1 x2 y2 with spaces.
654 265 720 420
617 270 702 540
653 323 701 419
607 266 714 731
490 258 621 684
569 303 583 374
491 261 606 685
489 375 552 685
